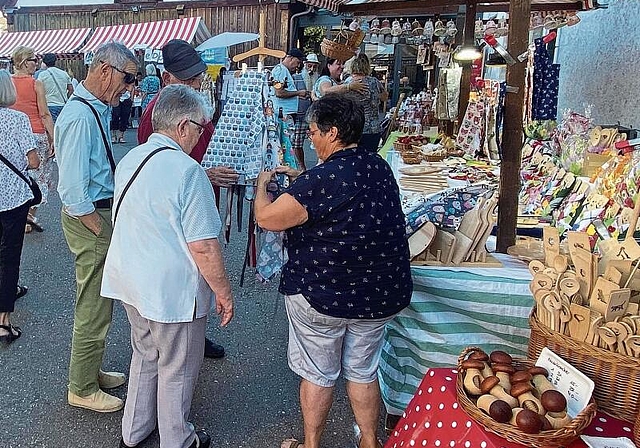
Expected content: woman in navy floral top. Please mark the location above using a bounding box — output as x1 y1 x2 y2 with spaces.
255 94 412 448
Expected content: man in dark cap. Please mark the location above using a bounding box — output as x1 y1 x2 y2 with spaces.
38 53 73 123
270 48 309 169
138 39 236 360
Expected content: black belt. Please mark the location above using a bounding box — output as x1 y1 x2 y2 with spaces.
94 198 113 209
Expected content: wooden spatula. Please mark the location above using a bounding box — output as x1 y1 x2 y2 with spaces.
568 304 590 342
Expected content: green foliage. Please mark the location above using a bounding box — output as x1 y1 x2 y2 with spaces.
302 26 326 55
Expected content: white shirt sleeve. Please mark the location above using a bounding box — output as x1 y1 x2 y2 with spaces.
180 164 222 243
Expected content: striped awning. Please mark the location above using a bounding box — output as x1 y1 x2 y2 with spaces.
0 27 91 59
299 0 586 13
80 17 210 54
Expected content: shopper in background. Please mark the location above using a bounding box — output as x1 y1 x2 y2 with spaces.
255 94 412 448
111 90 132 144
300 53 319 93
137 39 237 359
37 53 73 123
0 69 39 347
344 54 388 152
312 57 367 100
139 64 160 112
10 46 55 233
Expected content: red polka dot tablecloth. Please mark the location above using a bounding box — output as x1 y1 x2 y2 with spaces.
384 368 637 448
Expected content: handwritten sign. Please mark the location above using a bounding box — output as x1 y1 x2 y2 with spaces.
581 435 637 448
535 347 594 417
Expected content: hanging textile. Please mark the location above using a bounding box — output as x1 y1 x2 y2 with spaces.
531 37 560 121
435 67 462 121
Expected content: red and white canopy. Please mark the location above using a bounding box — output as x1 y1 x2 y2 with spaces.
0 27 91 59
80 17 210 54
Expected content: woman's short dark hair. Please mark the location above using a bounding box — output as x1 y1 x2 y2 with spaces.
306 93 364 145
320 58 338 78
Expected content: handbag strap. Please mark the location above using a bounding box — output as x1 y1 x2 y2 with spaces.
0 152 32 187
69 96 116 173
113 146 172 225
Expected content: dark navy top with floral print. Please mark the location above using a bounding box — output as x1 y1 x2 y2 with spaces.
279 146 413 319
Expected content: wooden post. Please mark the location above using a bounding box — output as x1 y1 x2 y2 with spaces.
457 0 477 127
496 0 531 252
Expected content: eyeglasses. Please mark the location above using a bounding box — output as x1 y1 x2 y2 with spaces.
185 72 205 85
306 129 320 138
189 119 206 135
26 58 39 63
100 60 136 84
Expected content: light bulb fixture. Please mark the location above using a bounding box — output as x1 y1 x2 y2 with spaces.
453 45 482 62
176 4 185 15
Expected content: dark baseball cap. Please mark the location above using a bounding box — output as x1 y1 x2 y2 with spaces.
162 39 207 81
42 53 56 66
287 48 305 60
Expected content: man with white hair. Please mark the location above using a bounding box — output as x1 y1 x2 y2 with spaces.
103 84 233 448
56 42 138 413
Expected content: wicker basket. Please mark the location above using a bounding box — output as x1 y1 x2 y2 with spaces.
399 150 422 164
393 141 412 152
320 38 355 62
528 309 640 430
457 346 597 448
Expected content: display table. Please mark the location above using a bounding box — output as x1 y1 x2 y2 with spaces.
379 254 534 415
384 368 637 448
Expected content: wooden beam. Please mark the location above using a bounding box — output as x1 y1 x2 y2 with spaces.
341 0 580 15
496 0 530 253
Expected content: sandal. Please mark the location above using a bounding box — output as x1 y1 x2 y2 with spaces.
119 138 126 144
26 215 44 232
0 323 22 346
16 285 28 299
281 439 302 448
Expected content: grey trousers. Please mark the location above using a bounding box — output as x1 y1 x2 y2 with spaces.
121 303 206 448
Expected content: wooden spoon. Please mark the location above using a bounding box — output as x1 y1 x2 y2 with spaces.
626 335 640 357
598 326 618 352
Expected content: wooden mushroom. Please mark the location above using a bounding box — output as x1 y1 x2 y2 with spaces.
492 363 515 393
511 408 543 434
529 366 554 398
545 411 572 429
511 381 545 415
477 394 513 423
462 359 485 395
540 390 567 417
480 376 518 408
470 350 493 379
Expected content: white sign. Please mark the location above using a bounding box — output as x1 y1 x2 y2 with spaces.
535 347 594 418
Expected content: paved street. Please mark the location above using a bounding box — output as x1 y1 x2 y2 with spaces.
0 129 383 448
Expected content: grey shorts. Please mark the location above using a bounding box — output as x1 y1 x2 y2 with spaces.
284 293 393 387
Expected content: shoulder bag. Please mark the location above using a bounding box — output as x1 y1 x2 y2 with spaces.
0 153 42 207
68 96 117 173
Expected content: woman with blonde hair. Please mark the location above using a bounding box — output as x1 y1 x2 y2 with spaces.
0 69 40 346
10 46 55 233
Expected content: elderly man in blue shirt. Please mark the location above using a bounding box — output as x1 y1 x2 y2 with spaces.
55 42 138 413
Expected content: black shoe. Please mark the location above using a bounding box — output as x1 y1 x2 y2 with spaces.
0 324 22 346
188 430 210 448
16 285 28 299
204 338 225 359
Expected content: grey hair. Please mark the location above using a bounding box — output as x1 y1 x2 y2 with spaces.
0 69 17 107
89 41 138 72
145 63 156 76
151 84 212 132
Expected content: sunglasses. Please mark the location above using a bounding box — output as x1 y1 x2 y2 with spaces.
101 60 136 84
26 58 39 63
189 119 206 135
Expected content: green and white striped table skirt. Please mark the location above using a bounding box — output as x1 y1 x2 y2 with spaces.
379 253 534 415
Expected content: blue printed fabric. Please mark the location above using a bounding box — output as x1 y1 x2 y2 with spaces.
280 147 412 319
532 38 560 121
405 190 485 232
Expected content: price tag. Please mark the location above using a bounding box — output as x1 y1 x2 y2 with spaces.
535 347 594 417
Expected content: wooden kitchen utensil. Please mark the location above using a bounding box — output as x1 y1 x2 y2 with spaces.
408 222 437 259
568 303 591 342
543 227 561 267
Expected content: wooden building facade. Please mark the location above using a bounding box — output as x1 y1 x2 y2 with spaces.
4 0 292 76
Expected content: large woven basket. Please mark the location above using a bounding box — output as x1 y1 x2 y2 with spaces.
457 346 597 448
320 38 355 62
528 309 640 430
